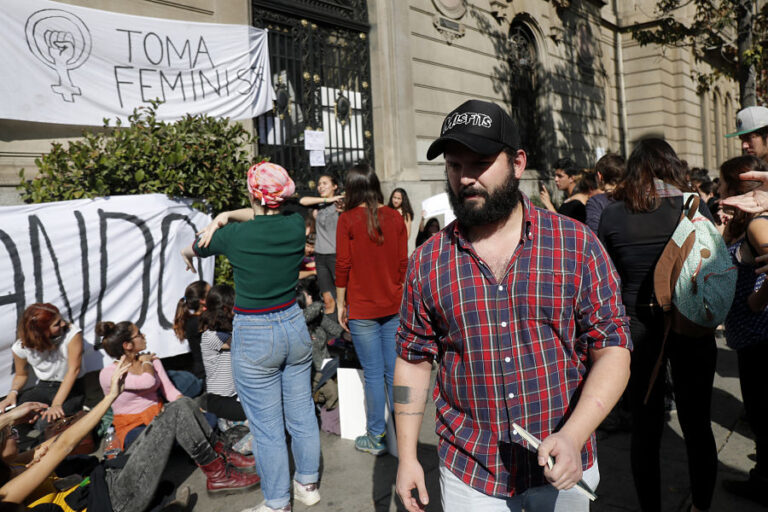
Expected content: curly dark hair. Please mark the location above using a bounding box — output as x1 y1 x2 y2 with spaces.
200 284 235 333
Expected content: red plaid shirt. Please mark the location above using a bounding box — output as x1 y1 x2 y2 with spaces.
397 194 631 497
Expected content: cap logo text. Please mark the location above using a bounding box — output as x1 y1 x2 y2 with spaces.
443 112 492 133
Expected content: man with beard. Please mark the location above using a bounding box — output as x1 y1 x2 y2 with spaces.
392 100 632 512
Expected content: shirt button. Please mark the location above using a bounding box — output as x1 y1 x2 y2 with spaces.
501 321 508 327
508 392 515 399
505 356 511 363
498 285 504 291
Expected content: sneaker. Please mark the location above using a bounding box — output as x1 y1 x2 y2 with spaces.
240 503 291 512
293 480 321 506
355 432 386 456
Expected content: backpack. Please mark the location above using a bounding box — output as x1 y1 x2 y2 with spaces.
645 193 737 402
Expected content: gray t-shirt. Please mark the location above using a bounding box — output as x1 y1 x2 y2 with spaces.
315 203 339 254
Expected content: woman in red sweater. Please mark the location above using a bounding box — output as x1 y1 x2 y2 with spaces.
336 163 408 456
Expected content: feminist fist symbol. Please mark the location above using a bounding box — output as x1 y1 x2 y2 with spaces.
25 9 92 103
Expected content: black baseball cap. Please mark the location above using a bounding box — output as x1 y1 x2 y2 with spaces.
426 100 521 160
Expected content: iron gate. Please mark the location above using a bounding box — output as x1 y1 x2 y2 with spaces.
252 1 374 191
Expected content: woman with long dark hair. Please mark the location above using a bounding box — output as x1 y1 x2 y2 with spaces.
0 304 84 434
598 138 717 512
388 187 415 238
336 163 408 455
719 155 768 505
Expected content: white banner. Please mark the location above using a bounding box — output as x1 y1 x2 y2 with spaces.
0 0 275 125
0 194 214 392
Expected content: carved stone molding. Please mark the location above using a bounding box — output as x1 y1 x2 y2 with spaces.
432 15 466 44
431 0 467 20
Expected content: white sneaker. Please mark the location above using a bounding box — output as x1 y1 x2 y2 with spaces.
293 480 321 506
240 503 290 512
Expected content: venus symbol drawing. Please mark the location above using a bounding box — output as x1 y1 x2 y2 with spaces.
25 9 92 103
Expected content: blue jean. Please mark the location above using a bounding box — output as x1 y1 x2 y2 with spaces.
232 304 321 509
348 314 399 437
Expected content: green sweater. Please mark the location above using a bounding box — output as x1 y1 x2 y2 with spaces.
194 212 305 311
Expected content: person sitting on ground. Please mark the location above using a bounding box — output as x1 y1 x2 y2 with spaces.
0 304 84 439
300 229 317 280
388 188 415 239
415 213 440 248
172 280 210 381
296 277 343 411
96 321 183 450
200 284 247 423
586 153 625 232
96 320 257 480
0 357 259 512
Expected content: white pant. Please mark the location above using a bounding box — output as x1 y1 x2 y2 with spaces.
440 462 600 512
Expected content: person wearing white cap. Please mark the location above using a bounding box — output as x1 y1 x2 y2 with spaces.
726 106 768 161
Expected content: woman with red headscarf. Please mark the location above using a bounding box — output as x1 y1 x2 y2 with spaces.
183 162 321 512
0 304 84 433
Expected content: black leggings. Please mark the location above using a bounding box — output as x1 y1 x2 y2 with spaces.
18 379 85 415
627 307 717 512
736 342 768 477
206 393 247 421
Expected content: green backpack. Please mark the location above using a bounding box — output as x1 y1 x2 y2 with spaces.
645 193 736 402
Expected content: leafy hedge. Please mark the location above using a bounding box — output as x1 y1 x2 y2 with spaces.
18 101 258 284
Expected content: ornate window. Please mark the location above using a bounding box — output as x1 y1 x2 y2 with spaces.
252 1 373 190
507 22 541 169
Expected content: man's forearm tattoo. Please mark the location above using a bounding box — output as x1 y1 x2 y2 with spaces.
393 385 412 404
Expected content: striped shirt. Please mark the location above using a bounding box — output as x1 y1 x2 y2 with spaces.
396 193 631 497
201 330 236 397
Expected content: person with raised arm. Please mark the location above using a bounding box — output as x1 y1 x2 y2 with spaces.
183 162 321 512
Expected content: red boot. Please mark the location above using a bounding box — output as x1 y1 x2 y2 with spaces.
214 440 256 472
199 456 260 494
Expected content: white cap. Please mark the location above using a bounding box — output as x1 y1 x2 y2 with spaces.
726 106 768 137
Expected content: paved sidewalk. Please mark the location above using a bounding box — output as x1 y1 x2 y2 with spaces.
168 332 762 511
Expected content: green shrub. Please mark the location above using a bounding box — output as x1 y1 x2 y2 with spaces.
17 101 259 284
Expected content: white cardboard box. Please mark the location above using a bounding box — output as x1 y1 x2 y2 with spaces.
337 367 398 457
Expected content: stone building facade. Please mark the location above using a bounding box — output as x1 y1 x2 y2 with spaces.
0 0 742 209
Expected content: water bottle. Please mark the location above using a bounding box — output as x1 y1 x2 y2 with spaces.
103 427 121 459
